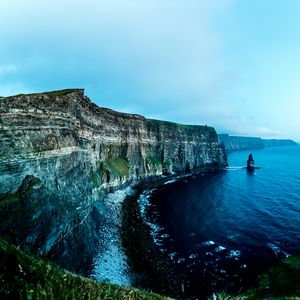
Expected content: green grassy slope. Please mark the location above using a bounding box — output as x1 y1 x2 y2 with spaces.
0 239 171 300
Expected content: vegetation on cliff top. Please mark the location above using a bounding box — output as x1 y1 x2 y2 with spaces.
3 88 80 98
41 89 81 97
148 118 213 131
0 238 170 300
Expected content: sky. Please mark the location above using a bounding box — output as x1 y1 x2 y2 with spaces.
1 0 300 140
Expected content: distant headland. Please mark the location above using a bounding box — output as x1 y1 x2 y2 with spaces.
218 134 297 152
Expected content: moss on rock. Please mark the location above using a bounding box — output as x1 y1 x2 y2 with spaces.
101 157 130 179
146 156 162 173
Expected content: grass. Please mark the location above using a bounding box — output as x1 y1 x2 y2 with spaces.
41 89 81 97
209 254 300 299
148 119 203 131
207 292 247 299
1 234 299 300
147 119 218 139
0 238 171 300
4 89 80 98
249 255 300 299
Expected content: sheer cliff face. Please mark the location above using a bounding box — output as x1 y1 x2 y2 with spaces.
0 89 227 273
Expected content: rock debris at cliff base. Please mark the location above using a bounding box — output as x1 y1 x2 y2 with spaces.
90 187 135 286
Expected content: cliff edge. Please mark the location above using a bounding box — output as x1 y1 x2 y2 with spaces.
0 89 227 275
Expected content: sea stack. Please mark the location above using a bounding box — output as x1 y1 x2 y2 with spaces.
247 153 255 170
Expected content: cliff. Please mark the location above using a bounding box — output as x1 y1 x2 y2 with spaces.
0 89 227 275
262 139 297 147
218 134 297 152
218 134 264 152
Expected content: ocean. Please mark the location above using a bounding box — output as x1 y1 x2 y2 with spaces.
139 145 300 298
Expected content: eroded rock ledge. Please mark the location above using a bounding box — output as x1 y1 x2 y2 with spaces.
0 89 227 275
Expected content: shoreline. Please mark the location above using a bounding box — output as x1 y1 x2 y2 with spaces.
121 183 184 299
119 158 300 300
120 171 226 299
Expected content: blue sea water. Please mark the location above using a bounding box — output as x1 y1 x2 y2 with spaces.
140 145 300 298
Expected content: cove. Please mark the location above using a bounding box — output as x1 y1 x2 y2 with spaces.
140 145 300 298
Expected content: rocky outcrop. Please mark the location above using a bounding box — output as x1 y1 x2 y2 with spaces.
218 134 297 152
0 89 227 274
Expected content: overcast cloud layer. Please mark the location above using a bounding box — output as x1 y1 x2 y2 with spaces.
1 0 300 140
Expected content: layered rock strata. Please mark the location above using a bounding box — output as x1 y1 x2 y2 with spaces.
0 89 227 274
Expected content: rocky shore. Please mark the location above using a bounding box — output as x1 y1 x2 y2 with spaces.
121 171 224 299
122 183 183 298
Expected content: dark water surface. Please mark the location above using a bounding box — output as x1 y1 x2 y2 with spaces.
139 145 300 298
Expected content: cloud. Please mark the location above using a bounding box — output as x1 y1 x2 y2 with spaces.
0 0 234 106
0 0 299 139
256 127 280 136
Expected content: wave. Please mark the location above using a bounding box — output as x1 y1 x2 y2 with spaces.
164 179 178 185
138 190 168 251
215 246 226 252
202 240 216 246
267 242 290 258
227 249 241 259
226 166 246 170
